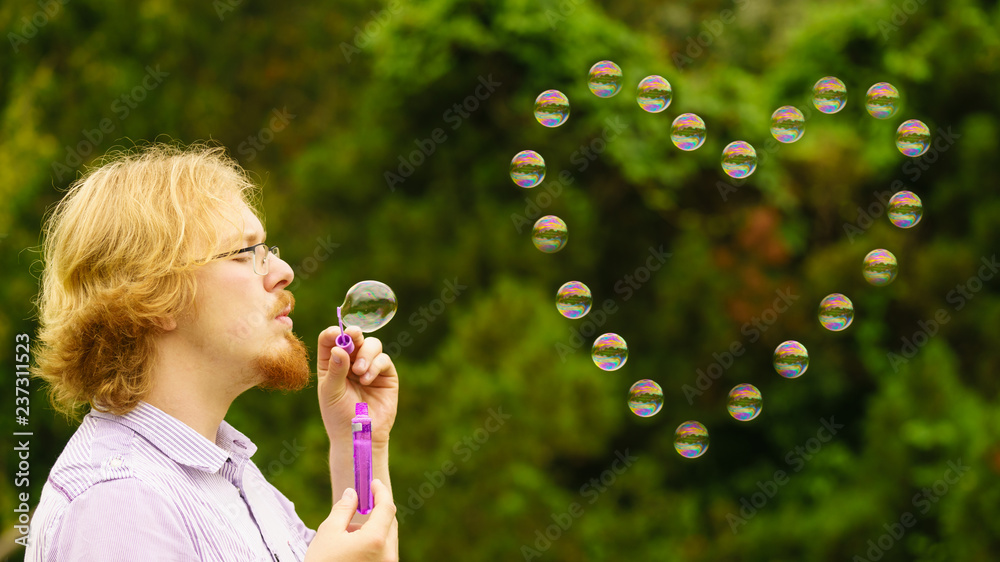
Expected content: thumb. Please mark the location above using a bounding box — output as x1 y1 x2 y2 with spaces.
317 327 352 396
327 487 358 531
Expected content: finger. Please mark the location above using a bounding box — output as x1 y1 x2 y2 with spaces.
327 487 359 531
345 325 364 358
360 353 396 385
317 327 352 402
362 479 396 537
317 325 345 374
352 337 384 377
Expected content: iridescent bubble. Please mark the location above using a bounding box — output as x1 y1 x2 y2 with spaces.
671 113 706 151
636 75 672 113
773 340 809 378
628 379 663 418
721 141 757 178
727 384 762 421
863 249 898 287
510 150 546 188
888 191 923 228
865 82 900 120
556 281 592 319
896 119 931 157
812 76 847 114
532 215 567 253
770 105 805 143
818 293 854 332
534 90 570 128
592 333 628 371
340 281 398 332
588 60 623 98
674 421 709 459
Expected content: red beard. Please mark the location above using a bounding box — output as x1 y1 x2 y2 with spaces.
252 330 311 391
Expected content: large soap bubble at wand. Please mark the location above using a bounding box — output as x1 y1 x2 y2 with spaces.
336 280 398 354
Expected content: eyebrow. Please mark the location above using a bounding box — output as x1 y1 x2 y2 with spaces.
224 230 265 251
242 230 266 245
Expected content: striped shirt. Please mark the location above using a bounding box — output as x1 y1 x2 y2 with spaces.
26 401 316 561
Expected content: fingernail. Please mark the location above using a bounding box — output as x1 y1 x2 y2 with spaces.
342 487 356 501
364 370 375 382
355 358 367 372
333 355 342 366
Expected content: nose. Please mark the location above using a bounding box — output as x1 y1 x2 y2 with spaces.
266 253 294 292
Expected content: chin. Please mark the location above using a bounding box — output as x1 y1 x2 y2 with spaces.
253 331 312 391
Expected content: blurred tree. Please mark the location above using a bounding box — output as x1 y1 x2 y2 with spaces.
2 0 998 560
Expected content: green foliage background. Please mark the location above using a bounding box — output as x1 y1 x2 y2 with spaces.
2 0 999 560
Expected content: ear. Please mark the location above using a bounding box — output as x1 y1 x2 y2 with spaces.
154 316 177 331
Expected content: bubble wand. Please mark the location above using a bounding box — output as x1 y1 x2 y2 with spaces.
335 280 398 514
335 305 355 354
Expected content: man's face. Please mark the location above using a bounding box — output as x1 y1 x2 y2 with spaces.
180 204 311 392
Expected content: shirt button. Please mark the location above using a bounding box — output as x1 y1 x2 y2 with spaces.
109 457 123 467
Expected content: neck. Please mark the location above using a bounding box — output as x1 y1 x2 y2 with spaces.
145 337 251 442
144 388 235 443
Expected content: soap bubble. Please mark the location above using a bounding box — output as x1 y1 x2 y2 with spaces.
674 421 709 459
812 76 847 114
628 379 663 417
636 75 672 113
671 113 706 151
592 333 628 371
865 82 900 119
896 119 931 157
888 191 923 228
340 281 398 332
532 215 568 253
863 249 898 287
773 341 809 378
588 60 623 98
721 141 757 178
556 281 593 319
818 293 854 331
770 106 805 143
534 90 570 128
510 150 546 188
727 384 762 421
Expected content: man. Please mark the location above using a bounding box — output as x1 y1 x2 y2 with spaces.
27 143 398 561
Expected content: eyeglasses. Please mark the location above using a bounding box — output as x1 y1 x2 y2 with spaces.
212 243 280 276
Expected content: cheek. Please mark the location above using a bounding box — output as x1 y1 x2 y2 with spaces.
193 292 263 347
224 300 274 342
211 311 264 358
228 321 255 342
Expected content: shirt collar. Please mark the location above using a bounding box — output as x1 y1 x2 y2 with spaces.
89 401 257 473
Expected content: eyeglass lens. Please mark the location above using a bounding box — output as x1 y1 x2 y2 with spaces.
253 245 279 275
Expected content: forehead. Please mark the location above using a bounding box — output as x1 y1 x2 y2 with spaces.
221 204 265 246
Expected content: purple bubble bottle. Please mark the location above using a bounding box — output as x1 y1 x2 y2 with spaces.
352 402 373 514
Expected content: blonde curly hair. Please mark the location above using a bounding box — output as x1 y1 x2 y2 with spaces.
32 142 262 418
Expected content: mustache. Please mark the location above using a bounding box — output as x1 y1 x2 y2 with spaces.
273 290 295 318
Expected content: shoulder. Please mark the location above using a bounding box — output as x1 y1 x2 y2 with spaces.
30 416 198 559
44 414 132 499
46 412 189 503
42 478 199 561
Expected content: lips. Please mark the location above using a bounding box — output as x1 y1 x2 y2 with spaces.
273 292 295 324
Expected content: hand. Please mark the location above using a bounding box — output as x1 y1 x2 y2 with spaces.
316 325 398 444
304 479 398 562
